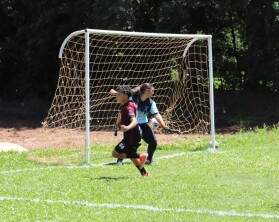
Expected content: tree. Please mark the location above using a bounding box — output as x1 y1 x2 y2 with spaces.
246 0 279 92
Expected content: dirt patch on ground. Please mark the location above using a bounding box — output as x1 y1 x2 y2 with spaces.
1 91 279 150
0 100 204 150
0 127 190 150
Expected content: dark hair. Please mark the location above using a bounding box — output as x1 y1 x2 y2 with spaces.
139 83 154 95
116 85 132 97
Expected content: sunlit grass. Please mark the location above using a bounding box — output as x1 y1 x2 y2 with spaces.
0 127 278 221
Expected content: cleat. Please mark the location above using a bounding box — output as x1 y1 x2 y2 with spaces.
142 172 150 177
116 158 123 166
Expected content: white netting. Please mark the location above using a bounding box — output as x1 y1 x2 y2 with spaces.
44 31 210 134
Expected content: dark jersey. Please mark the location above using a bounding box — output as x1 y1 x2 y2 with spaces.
120 101 137 125
120 101 141 146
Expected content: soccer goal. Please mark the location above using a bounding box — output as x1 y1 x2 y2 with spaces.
43 29 217 164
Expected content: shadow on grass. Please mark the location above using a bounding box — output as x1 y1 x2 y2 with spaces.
191 144 209 152
93 176 130 181
104 161 131 166
272 204 279 209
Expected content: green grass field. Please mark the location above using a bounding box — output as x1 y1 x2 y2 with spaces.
0 128 279 221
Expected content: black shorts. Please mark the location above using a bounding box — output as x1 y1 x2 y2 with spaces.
114 139 141 158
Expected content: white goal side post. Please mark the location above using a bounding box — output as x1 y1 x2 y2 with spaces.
44 29 218 164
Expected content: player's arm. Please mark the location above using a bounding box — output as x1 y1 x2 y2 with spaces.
149 101 167 129
116 112 121 128
154 113 167 129
109 89 118 96
131 85 140 94
114 112 121 136
153 113 179 133
120 116 137 132
116 112 121 125
110 85 141 96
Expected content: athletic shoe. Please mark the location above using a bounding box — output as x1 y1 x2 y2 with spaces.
116 158 123 166
142 172 150 177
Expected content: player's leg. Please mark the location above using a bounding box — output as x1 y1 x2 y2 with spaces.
128 151 149 176
139 123 157 164
112 150 127 159
126 140 149 176
131 158 149 176
113 140 148 176
115 144 124 165
112 140 128 160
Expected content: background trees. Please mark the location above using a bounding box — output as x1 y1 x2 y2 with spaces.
0 0 278 101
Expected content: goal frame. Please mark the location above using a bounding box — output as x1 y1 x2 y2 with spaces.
58 29 217 164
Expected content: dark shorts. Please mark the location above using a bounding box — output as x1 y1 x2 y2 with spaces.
114 139 141 157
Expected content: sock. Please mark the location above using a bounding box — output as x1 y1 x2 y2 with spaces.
136 166 147 175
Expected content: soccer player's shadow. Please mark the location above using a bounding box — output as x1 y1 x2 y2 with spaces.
93 176 130 181
104 160 132 166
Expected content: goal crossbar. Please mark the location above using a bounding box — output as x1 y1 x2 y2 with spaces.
59 29 211 58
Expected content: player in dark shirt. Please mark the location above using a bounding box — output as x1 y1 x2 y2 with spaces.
112 85 149 176
110 83 167 165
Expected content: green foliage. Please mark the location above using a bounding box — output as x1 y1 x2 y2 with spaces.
169 68 179 82
168 58 180 82
0 0 278 101
214 77 225 90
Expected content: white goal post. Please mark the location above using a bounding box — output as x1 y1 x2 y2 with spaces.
44 29 218 164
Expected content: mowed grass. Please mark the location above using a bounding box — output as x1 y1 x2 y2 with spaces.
0 128 279 222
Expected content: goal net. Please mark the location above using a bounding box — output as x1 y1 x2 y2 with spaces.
43 29 216 164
